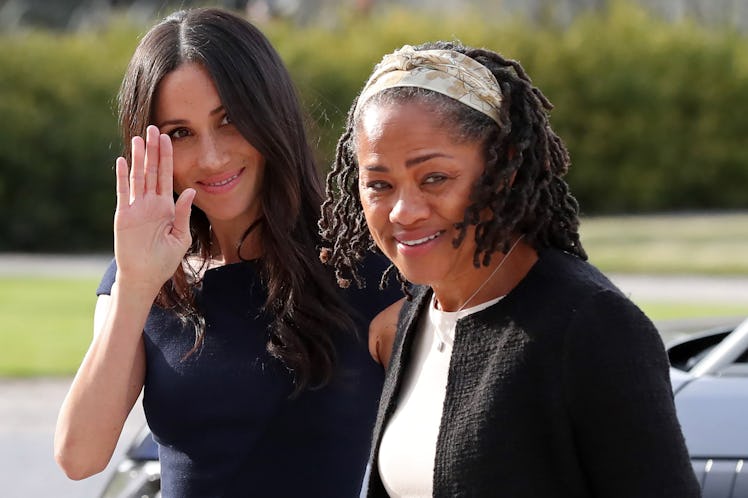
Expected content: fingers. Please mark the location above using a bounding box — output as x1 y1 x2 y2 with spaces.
158 133 173 196
143 125 160 195
129 126 174 201
129 135 145 203
115 157 129 212
173 188 196 240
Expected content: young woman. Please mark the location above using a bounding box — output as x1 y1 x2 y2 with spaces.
320 42 701 497
54 8 399 497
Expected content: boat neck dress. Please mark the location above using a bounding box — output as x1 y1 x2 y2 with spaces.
97 256 400 497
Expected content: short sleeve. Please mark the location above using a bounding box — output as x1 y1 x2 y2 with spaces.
96 258 117 296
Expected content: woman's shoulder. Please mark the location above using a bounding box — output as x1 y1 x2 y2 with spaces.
368 298 406 368
506 248 651 335
535 251 662 356
527 248 623 299
94 256 255 296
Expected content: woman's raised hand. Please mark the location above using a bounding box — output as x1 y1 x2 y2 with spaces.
114 125 196 297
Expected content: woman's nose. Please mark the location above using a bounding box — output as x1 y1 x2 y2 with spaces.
198 133 228 170
389 190 430 226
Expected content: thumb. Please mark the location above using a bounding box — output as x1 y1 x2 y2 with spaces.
173 188 196 239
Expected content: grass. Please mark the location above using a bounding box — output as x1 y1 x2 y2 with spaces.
0 277 98 376
2 212 748 377
639 302 748 321
580 212 748 275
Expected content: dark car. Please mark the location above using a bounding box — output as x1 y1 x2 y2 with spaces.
98 317 748 498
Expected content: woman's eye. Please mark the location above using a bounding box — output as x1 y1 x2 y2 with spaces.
220 114 232 126
423 174 448 185
366 180 390 191
168 127 190 139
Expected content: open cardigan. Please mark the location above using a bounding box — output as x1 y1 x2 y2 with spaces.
364 249 700 498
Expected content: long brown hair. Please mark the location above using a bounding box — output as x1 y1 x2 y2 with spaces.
118 7 353 391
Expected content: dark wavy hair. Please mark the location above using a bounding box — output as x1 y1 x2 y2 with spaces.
118 7 353 392
319 41 586 294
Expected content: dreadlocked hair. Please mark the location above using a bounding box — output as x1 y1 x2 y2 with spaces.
319 41 586 296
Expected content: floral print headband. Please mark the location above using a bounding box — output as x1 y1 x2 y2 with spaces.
354 45 503 125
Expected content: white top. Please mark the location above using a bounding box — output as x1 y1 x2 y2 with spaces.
377 294 502 497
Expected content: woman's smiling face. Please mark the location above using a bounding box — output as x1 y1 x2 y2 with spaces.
153 62 265 228
355 100 487 289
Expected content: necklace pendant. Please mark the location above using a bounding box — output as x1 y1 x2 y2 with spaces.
436 340 445 353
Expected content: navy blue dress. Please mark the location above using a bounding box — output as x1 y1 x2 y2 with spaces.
97 256 400 497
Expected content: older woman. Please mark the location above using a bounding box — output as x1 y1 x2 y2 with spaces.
320 42 700 497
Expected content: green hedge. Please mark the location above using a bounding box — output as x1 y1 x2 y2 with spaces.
275 3 748 214
0 25 132 251
2 2 748 251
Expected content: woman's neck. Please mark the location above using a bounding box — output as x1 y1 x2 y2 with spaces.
208 217 263 265
432 240 537 312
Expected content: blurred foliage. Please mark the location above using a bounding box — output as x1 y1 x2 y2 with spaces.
580 212 748 275
1 1 748 251
0 22 133 251
273 1 748 215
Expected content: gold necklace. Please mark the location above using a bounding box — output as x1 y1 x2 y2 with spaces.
434 234 525 352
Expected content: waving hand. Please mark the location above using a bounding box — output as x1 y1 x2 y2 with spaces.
114 125 196 297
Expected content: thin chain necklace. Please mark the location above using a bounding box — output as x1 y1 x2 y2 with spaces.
434 234 525 352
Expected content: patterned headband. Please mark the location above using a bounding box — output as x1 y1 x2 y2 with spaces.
354 45 503 124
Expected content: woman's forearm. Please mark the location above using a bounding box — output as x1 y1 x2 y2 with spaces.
54 282 152 480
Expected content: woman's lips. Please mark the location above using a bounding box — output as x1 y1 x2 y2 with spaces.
198 168 244 193
395 230 445 247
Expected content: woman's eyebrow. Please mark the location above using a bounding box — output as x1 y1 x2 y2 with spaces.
363 152 452 171
158 105 225 127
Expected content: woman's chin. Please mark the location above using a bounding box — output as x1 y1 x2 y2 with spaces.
395 267 436 287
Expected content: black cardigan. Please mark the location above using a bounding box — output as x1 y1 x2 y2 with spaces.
364 249 701 498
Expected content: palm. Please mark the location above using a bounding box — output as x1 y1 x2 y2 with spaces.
114 126 196 294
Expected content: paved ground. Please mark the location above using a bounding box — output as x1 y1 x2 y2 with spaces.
0 377 145 498
610 273 748 305
0 253 112 277
1 254 746 497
